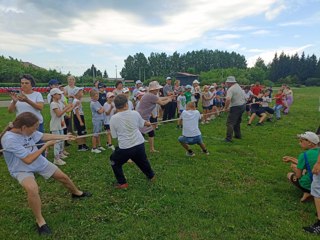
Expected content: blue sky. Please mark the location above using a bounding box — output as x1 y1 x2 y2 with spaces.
0 0 319 77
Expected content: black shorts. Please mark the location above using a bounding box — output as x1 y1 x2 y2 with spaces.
104 124 110 131
290 173 310 193
74 115 87 136
143 130 155 138
150 117 157 123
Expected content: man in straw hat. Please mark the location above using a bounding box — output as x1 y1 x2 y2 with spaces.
137 81 174 152
223 76 246 142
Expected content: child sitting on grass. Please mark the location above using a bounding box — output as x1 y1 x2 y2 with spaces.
283 131 319 202
109 94 155 189
178 102 209 157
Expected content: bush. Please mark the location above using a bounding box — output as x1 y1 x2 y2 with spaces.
305 78 320 86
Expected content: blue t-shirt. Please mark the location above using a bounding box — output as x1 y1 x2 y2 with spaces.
1 131 49 177
90 100 104 121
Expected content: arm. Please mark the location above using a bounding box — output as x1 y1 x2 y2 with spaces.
17 94 44 111
53 104 73 118
312 149 320 174
21 141 55 164
224 97 231 110
97 107 105 114
157 96 173 106
291 164 302 178
75 108 84 126
282 156 298 164
8 93 18 113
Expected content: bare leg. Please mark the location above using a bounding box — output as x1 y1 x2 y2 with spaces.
21 177 46 226
258 113 267 123
180 142 190 151
199 143 207 151
149 137 158 152
51 169 82 196
248 113 256 124
315 197 320 220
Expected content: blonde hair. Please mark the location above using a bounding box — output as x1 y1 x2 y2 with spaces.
90 89 99 98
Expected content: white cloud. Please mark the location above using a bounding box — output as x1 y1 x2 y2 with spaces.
246 44 313 67
0 5 24 14
251 30 271 35
265 3 286 20
214 34 241 41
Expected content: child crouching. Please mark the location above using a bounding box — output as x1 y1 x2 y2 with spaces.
178 102 209 156
109 94 155 189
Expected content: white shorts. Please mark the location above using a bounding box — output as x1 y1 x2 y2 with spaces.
14 162 58 184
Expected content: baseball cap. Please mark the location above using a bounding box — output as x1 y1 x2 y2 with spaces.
166 77 172 80
48 79 60 86
50 88 64 96
136 80 142 84
185 85 192 89
72 87 84 96
98 83 106 88
107 92 115 98
122 87 130 93
297 131 319 145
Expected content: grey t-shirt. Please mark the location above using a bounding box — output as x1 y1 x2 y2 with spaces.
137 92 159 133
226 84 246 107
90 100 104 121
163 84 173 97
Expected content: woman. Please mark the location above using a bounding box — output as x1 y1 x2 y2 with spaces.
112 80 123 96
8 74 45 132
191 79 201 108
64 75 77 133
0 112 92 235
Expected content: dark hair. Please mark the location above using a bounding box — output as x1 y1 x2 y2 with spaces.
115 80 123 88
21 74 36 87
114 94 128 109
0 112 39 149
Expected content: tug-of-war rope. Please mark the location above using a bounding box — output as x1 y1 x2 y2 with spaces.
0 109 227 153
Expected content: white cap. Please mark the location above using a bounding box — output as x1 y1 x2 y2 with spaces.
136 80 142 84
185 85 192 89
166 77 172 80
107 92 115 98
122 87 130 93
71 87 84 96
148 81 163 91
50 88 64 96
226 76 237 83
297 131 319 145
138 87 146 92
193 79 200 84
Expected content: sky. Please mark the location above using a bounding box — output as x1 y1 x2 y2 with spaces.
0 0 320 78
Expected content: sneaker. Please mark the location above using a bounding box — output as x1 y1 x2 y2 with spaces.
203 150 210 155
72 191 92 199
115 183 129 189
78 147 88 152
256 122 264 126
205 120 210 124
247 123 251 126
60 153 68 159
62 151 70 155
303 221 320 234
98 146 106 151
108 145 115 151
37 223 52 236
266 118 273 122
186 151 195 157
201 121 205 125
83 145 90 150
224 139 233 143
91 148 101 153
53 159 66 165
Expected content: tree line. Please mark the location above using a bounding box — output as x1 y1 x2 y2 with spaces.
1 49 320 86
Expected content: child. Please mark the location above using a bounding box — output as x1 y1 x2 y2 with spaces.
184 85 192 104
49 88 74 165
103 92 116 151
122 87 134 110
150 103 160 130
109 94 155 189
134 91 145 111
177 87 186 117
0 112 91 236
98 83 107 106
273 89 284 120
283 131 319 203
178 102 209 156
247 92 266 126
261 90 274 122
90 89 106 153
201 85 212 124
208 86 217 120
72 87 89 151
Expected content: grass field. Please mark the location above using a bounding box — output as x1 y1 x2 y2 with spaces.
0 87 319 239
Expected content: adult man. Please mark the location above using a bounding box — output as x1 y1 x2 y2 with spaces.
162 77 175 121
223 76 246 142
132 80 143 99
137 81 173 152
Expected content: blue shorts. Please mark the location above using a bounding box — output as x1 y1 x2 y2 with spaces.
178 135 203 145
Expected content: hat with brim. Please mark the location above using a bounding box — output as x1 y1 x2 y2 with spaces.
226 76 237 83
50 87 64 96
122 87 130 93
148 81 163 91
72 87 84 96
297 131 319 145
193 79 200 84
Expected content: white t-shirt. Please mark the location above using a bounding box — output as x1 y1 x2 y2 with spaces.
65 85 76 103
72 98 84 115
226 84 246 107
103 102 116 125
128 100 134 111
151 104 160 117
261 96 272 107
1 131 49 177
13 91 44 123
180 110 201 137
50 101 63 131
110 110 145 149
177 95 186 111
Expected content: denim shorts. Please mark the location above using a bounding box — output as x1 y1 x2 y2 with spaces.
311 174 320 198
178 135 203 145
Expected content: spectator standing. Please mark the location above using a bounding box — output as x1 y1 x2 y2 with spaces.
162 77 175 121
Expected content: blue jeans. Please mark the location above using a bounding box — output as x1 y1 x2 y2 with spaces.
273 104 283 118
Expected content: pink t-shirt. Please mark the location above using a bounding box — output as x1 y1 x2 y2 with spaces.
137 92 159 133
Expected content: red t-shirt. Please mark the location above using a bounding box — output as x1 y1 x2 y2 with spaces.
251 85 262 96
275 93 283 105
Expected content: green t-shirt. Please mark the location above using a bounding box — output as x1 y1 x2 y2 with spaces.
185 91 192 103
297 148 319 190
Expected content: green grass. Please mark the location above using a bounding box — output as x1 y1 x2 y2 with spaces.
0 87 319 239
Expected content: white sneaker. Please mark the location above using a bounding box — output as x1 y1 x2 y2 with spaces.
53 159 66 165
62 151 70 155
60 153 68 159
98 146 106 151
91 148 101 153
108 145 115 151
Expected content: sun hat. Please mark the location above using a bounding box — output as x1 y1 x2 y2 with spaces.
166 77 172 80
209 86 215 90
50 88 64 96
297 131 319 145
48 79 60 86
185 85 192 89
193 79 200 84
107 92 115 98
226 76 237 83
136 80 142 84
148 81 163 91
71 87 84 96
